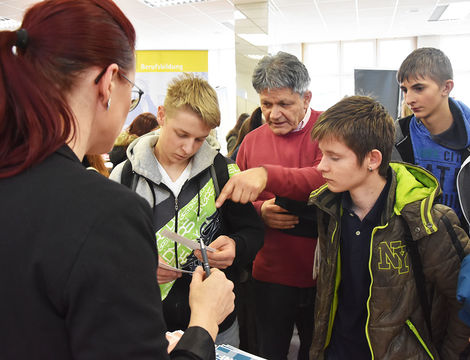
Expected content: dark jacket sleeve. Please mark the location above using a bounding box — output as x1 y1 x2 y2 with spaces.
421 205 470 358
218 158 264 269
65 190 215 359
221 198 264 268
171 327 215 360
108 145 127 168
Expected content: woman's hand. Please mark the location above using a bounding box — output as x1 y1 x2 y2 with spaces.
187 267 235 341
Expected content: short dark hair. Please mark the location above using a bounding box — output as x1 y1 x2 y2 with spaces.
397 47 453 85
311 96 395 177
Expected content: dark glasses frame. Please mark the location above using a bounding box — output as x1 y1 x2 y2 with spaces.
94 66 144 112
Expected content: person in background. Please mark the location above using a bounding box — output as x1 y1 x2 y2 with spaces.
400 99 413 118
235 51 324 360
206 128 222 151
226 112 249 154
228 107 264 161
0 1 235 359
395 50 470 337
109 111 159 167
392 47 470 233
110 73 264 347
84 154 110 177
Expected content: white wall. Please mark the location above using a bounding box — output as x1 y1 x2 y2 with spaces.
418 34 470 105
209 47 236 155
269 43 302 60
301 34 470 112
208 33 470 155
237 70 259 115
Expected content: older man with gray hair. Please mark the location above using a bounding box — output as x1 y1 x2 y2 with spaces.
235 52 325 360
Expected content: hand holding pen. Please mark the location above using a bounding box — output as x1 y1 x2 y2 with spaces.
188 267 235 340
195 235 236 270
198 237 211 277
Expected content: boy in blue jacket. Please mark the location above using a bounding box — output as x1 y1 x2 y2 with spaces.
392 47 470 232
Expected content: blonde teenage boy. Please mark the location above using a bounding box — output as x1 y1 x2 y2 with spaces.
110 74 263 346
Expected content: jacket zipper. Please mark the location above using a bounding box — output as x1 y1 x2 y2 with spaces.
325 221 340 349
364 223 388 359
405 319 434 359
174 196 179 269
316 201 340 351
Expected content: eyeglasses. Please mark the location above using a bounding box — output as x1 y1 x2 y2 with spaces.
119 71 144 112
94 67 144 112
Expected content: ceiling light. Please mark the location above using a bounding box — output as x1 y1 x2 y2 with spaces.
0 17 21 30
428 2 470 21
237 33 269 46
139 0 208 8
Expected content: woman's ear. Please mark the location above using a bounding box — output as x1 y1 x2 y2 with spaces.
368 149 383 172
96 64 119 110
157 106 166 126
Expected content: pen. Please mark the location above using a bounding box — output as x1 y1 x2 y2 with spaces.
198 237 211 277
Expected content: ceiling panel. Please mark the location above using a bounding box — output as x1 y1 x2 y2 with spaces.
1 0 469 51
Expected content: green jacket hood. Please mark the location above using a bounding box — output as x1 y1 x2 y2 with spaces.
390 162 441 215
309 162 441 234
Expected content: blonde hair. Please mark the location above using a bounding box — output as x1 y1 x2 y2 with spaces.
401 100 413 118
164 73 220 129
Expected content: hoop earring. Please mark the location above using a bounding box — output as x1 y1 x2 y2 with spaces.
106 98 111 111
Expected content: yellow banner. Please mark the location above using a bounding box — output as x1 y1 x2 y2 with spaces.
136 50 208 73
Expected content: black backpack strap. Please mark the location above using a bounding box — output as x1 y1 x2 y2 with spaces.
403 220 433 339
210 152 230 199
463 147 470 162
120 159 139 191
441 214 466 261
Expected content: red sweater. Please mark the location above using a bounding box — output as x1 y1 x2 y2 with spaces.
236 110 324 287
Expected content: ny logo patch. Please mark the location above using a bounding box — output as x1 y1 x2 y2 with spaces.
378 241 409 274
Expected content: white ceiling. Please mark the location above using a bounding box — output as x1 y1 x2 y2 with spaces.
2 0 470 47
2 0 470 62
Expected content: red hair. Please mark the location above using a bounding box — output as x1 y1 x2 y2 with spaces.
128 112 159 137
0 0 135 178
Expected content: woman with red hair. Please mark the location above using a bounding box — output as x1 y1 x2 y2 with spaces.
109 111 159 167
0 1 234 359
